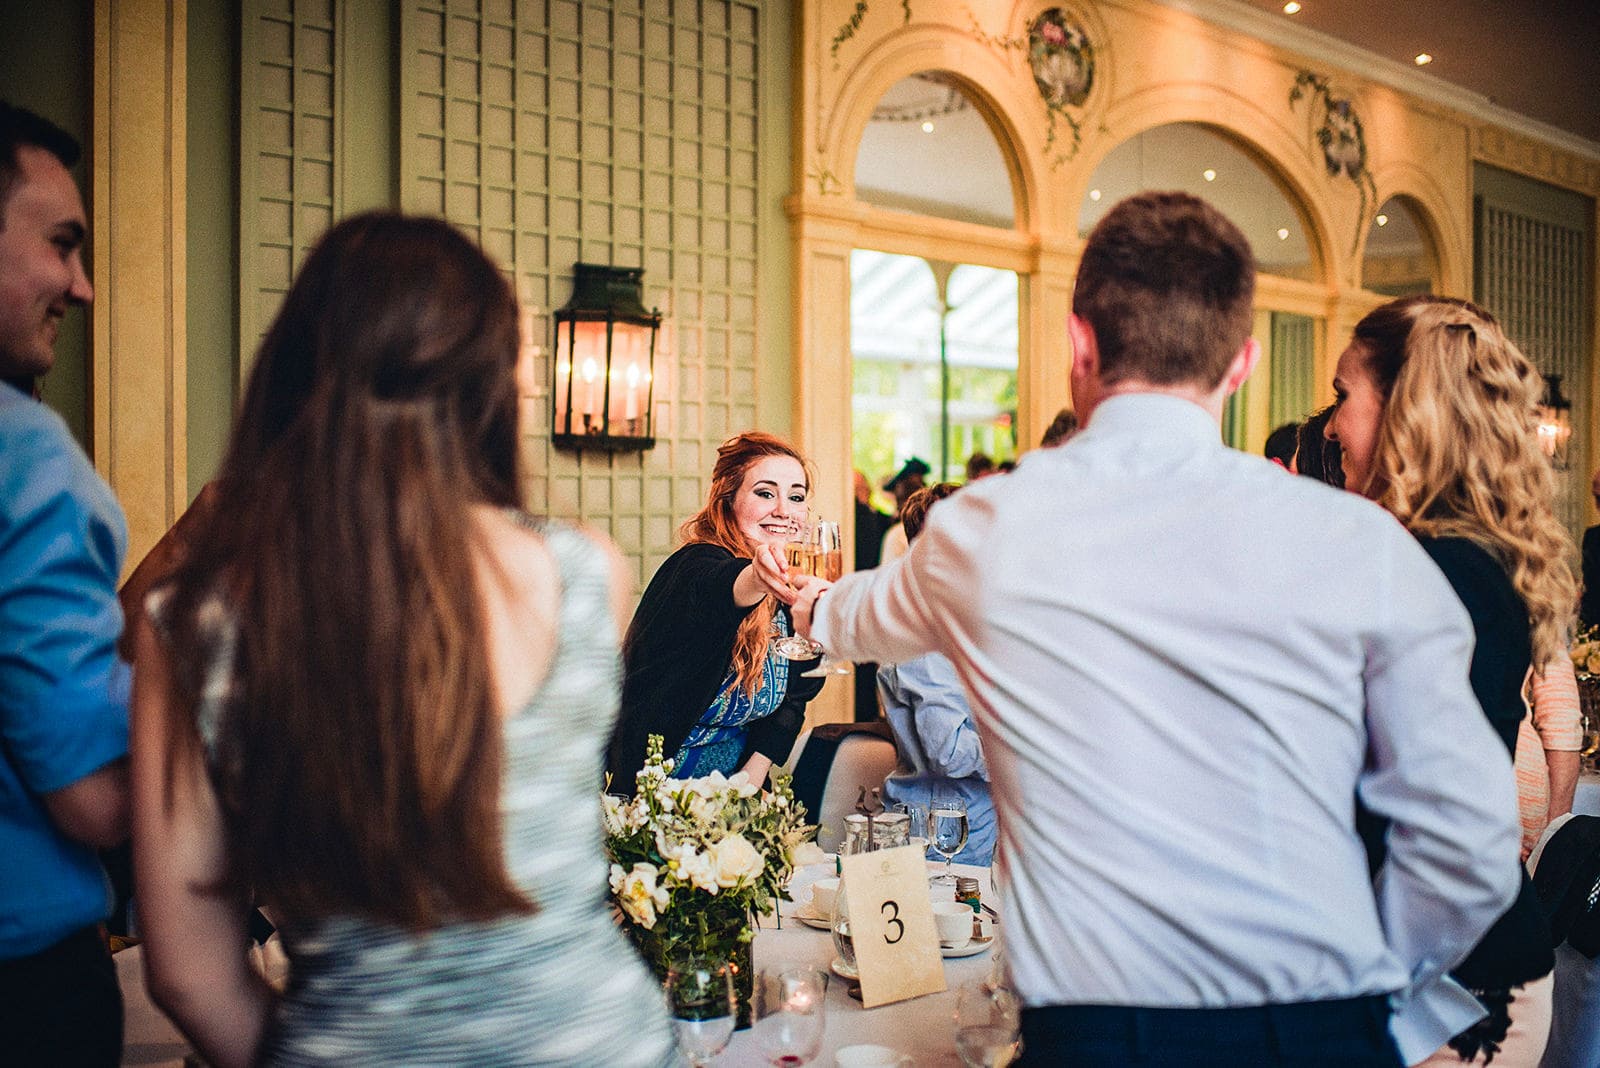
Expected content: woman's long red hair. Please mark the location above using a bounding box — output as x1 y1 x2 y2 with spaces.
679 432 813 695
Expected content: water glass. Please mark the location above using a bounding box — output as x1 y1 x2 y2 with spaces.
954 980 1021 1068
753 967 828 1066
929 797 969 885
664 959 737 1067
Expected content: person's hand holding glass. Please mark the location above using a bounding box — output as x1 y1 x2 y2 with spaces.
756 519 851 676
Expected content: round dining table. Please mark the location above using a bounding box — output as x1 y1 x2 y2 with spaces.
116 860 997 1067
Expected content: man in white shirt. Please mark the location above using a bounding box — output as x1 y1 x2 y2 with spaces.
778 192 1520 1066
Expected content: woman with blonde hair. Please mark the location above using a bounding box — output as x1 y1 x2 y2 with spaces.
131 213 677 1066
1327 294 1575 1066
607 431 827 793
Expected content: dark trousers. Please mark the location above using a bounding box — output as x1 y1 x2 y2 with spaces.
1019 995 1400 1067
0 926 123 1067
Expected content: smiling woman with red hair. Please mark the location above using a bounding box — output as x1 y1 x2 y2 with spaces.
607 431 827 793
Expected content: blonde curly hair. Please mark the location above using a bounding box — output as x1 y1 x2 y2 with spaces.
1358 295 1576 667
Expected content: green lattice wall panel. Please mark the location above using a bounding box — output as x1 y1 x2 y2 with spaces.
239 0 340 371
401 0 769 586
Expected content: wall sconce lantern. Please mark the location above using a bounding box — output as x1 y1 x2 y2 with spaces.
1535 372 1573 470
552 263 661 451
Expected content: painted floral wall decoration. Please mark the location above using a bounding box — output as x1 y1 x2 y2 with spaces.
1028 9 1094 164
1290 71 1378 257
821 3 1097 188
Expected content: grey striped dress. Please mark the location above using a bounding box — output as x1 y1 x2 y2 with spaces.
185 520 681 1066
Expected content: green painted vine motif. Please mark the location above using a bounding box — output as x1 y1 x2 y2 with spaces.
1290 71 1378 258
825 3 1095 168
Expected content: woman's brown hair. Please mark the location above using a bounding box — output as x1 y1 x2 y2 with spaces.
160 212 530 929
679 431 813 695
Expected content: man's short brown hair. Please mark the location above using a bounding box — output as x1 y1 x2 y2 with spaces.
1073 191 1256 390
901 482 961 543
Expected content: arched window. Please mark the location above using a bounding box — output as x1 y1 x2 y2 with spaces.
1080 123 1324 451
1362 197 1436 296
854 73 1016 229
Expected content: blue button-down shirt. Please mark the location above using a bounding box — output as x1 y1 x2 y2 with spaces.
1 382 129 958
878 652 994 864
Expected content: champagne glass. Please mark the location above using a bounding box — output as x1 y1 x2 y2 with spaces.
954 980 1022 1068
771 520 825 661
753 967 828 1066
664 959 737 1067
799 520 852 678
929 797 969 885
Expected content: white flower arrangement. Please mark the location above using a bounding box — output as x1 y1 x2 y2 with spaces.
604 736 821 973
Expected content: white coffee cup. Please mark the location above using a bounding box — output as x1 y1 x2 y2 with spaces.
932 900 973 948
809 876 840 917
835 1043 906 1067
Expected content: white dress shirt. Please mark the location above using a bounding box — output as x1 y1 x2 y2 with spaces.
813 393 1520 1011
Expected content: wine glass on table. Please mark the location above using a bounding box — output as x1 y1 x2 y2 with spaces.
664 959 737 1067
753 967 828 1066
954 980 1021 1068
929 797 969 886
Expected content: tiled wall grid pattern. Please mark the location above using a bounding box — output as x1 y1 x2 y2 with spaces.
243 0 768 587
407 0 765 584
1477 203 1592 539
242 0 340 365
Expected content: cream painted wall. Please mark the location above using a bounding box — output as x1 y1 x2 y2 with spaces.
795 0 1599 552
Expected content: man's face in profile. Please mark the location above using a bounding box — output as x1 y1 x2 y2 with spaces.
0 145 92 378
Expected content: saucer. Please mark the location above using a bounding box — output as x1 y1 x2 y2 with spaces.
792 902 832 931
941 934 993 959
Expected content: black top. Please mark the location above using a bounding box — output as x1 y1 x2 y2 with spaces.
1417 537 1532 756
605 543 824 793
1580 525 1600 628
1414 535 1551 992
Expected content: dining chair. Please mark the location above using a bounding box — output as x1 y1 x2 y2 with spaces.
784 722 898 852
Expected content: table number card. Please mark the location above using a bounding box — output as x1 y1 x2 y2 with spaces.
839 844 945 1008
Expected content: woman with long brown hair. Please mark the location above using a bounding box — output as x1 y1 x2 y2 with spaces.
1327 294 1575 1066
607 431 827 793
130 213 677 1066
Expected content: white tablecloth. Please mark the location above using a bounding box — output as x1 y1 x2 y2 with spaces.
724 862 995 1067
117 862 996 1067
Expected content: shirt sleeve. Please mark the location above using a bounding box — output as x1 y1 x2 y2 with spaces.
0 412 130 794
1359 528 1521 1015
813 489 990 667
897 655 986 781
1529 656 1583 752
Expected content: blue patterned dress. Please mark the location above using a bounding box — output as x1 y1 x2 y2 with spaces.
672 614 792 777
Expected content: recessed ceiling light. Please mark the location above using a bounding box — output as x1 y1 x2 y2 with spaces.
1376 214 1389 226
1282 1 1301 13
921 121 935 133
1414 53 1432 66
1277 228 1290 241
1089 188 1102 201
1202 169 1217 182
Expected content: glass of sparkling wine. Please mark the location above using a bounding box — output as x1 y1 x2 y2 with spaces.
771 520 825 661
664 959 737 1067
929 797 969 885
799 520 852 678
955 980 1022 1068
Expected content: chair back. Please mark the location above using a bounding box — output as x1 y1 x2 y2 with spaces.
785 722 898 853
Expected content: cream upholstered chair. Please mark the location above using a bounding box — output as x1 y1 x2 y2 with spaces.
783 722 899 853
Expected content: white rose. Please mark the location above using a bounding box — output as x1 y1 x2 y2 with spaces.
617 862 667 929
789 841 826 868
710 833 766 888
